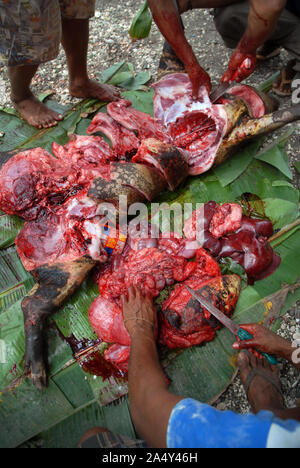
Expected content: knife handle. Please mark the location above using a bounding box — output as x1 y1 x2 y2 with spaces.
237 328 278 366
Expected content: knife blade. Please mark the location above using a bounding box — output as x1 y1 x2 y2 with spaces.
186 286 239 335
185 286 278 365
209 82 232 103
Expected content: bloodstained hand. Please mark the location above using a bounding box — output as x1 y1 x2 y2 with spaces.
185 62 212 99
232 323 289 357
121 286 157 338
221 50 257 84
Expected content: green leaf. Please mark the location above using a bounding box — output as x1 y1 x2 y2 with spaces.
38 90 55 102
213 138 264 187
0 213 24 249
0 110 37 152
121 89 154 116
257 72 280 93
265 198 299 229
53 278 98 341
39 399 136 448
129 1 152 40
255 130 294 179
294 161 300 174
99 61 126 83
219 257 247 285
0 377 75 448
108 71 135 86
0 107 19 117
0 247 34 313
118 71 151 91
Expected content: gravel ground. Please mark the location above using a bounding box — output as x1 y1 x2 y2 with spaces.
0 1 299 416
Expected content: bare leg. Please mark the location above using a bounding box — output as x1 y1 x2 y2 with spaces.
61 18 120 102
8 64 63 129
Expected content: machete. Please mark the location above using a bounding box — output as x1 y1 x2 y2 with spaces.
185 285 278 365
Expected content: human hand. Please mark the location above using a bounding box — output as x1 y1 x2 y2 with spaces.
185 62 212 99
221 50 256 84
232 323 289 358
121 286 157 338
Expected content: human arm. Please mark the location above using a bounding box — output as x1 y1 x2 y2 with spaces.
233 323 300 372
222 0 287 82
147 0 211 96
122 287 183 448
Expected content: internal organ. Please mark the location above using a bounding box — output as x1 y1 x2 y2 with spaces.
88 244 241 371
98 246 197 301
184 202 280 283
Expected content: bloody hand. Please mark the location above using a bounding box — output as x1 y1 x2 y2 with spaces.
185 62 212 98
221 50 257 84
232 323 288 357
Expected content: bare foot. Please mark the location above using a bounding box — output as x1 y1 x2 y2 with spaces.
12 93 64 129
70 78 120 102
273 60 298 97
238 351 284 414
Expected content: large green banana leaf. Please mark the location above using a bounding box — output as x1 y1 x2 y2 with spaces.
0 64 299 447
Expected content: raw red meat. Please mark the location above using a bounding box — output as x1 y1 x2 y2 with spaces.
86 112 140 157
15 192 109 271
98 247 197 300
218 230 280 284
52 134 116 165
132 138 189 190
89 296 130 346
152 73 212 126
228 84 266 118
184 201 218 240
89 243 230 369
88 296 131 372
104 344 130 373
237 216 274 238
0 148 70 220
152 73 228 175
209 203 242 238
160 274 241 349
107 99 167 142
0 136 113 222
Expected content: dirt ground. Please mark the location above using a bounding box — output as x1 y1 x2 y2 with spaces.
0 0 299 416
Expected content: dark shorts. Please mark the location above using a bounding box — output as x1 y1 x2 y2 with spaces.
213 0 300 70
286 0 300 17
0 0 95 66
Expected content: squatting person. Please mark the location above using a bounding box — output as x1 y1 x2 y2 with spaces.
148 0 300 97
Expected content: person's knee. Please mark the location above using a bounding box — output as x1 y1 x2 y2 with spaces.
214 2 249 49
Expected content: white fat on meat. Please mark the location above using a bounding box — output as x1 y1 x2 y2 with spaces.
83 217 108 261
152 73 228 175
152 73 212 126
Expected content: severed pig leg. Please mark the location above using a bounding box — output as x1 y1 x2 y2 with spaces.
22 256 97 389
214 103 300 166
